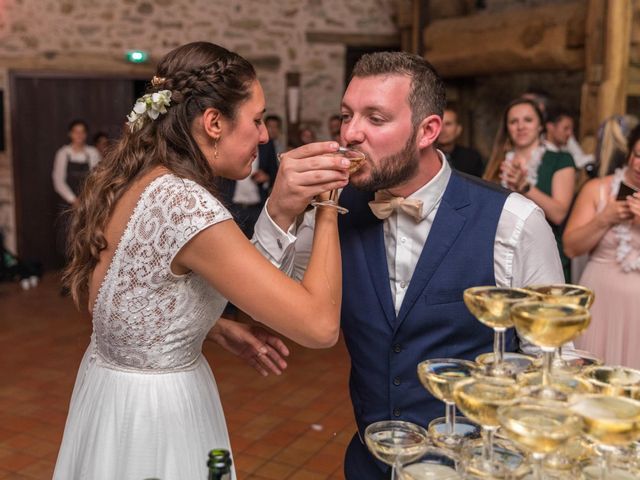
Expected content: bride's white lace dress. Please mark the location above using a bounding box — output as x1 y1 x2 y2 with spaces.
54 174 235 480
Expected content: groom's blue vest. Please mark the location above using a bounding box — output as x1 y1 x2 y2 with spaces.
338 171 513 477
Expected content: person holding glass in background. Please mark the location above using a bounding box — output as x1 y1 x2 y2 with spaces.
483 98 576 282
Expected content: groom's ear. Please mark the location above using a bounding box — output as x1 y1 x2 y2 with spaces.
202 107 223 139
417 114 442 150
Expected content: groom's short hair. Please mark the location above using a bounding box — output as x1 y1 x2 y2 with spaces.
351 51 446 127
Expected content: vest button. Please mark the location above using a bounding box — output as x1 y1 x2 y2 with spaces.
393 344 402 353
393 378 401 386
393 408 401 417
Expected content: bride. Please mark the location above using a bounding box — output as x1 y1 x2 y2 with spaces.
54 41 349 480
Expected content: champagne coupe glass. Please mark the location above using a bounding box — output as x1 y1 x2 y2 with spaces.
517 370 594 399
544 349 603 375
511 302 590 401
417 359 480 449
364 420 430 480
452 374 519 477
463 287 541 377
497 402 583 480
396 446 461 480
525 284 595 372
581 365 640 400
569 394 640 479
310 147 365 214
476 352 535 376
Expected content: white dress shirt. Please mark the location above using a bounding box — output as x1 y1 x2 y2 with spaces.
52 145 102 203
232 153 261 206
251 153 566 352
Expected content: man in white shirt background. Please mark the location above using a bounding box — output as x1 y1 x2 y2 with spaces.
218 139 279 238
252 52 564 479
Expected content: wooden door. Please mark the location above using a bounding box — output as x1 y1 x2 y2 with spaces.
10 74 137 270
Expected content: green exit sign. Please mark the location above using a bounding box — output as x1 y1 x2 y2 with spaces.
125 50 149 63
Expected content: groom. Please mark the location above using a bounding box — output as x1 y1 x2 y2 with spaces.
253 52 564 478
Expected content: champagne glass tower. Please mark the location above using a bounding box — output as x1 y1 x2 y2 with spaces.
417 358 479 449
570 394 640 479
453 374 519 478
463 287 540 377
498 402 583 480
511 302 591 401
364 420 430 480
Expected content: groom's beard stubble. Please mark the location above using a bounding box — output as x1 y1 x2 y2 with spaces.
349 127 420 193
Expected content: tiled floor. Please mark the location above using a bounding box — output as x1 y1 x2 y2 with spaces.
0 274 356 479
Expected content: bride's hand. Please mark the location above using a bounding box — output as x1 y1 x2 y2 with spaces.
208 318 289 376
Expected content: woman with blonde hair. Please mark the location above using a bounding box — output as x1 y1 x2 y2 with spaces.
54 42 348 479
484 98 576 281
595 114 639 177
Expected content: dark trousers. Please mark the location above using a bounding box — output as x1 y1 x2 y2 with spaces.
344 433 390 480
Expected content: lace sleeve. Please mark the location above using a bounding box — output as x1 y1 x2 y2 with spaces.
141 176 232 272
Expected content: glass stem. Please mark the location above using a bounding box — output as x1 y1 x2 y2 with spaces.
542 347 555 388
493 328 506 370
481 427 496 467
598 445 614 480
445 402 456 436
329 189 339 203
531 452 545 480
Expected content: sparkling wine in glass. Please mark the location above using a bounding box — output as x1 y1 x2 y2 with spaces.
498 402 583 480
452 374 519 478
525 284 595 371
511 302 590 401
396 446 460 480
463 287 540 377
311 147 365 214
475 351 535 376
569 394 640 479
517 370 594 399
581 365 640 400
364 420 430 480
417 359 480 449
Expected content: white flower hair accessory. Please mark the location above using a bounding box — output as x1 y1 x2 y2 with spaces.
126 90 172 132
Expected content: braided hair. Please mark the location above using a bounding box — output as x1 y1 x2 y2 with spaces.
64 42 257 305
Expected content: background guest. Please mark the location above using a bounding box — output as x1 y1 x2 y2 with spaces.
52 119 101 293
92 131 110 159
595 114 639 177
484 98 575 281
563 125 640 368
265 114 285 155
327 114 342 143
437 106 484 177
218 140 279 238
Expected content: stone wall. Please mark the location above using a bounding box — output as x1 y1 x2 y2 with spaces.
0 0 397 253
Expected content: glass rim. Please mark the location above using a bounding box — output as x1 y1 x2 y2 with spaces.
463 286 541 301
417 358 477 371
581 365 640 387
510 300 589 318
364 420 428 436
525 283 593 293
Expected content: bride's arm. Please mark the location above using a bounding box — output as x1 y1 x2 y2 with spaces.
174 207 342 348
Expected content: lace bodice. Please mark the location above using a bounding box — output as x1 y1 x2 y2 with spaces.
91 174 232 371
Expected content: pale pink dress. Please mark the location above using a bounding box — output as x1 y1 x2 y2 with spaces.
575 176 640 368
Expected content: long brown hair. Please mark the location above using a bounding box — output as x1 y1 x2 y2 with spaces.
64 42 257 305
483 98 544 183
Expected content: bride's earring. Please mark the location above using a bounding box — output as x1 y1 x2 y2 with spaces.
214 137 220 160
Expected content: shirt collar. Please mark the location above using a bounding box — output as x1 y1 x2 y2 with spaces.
403 150 451 222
